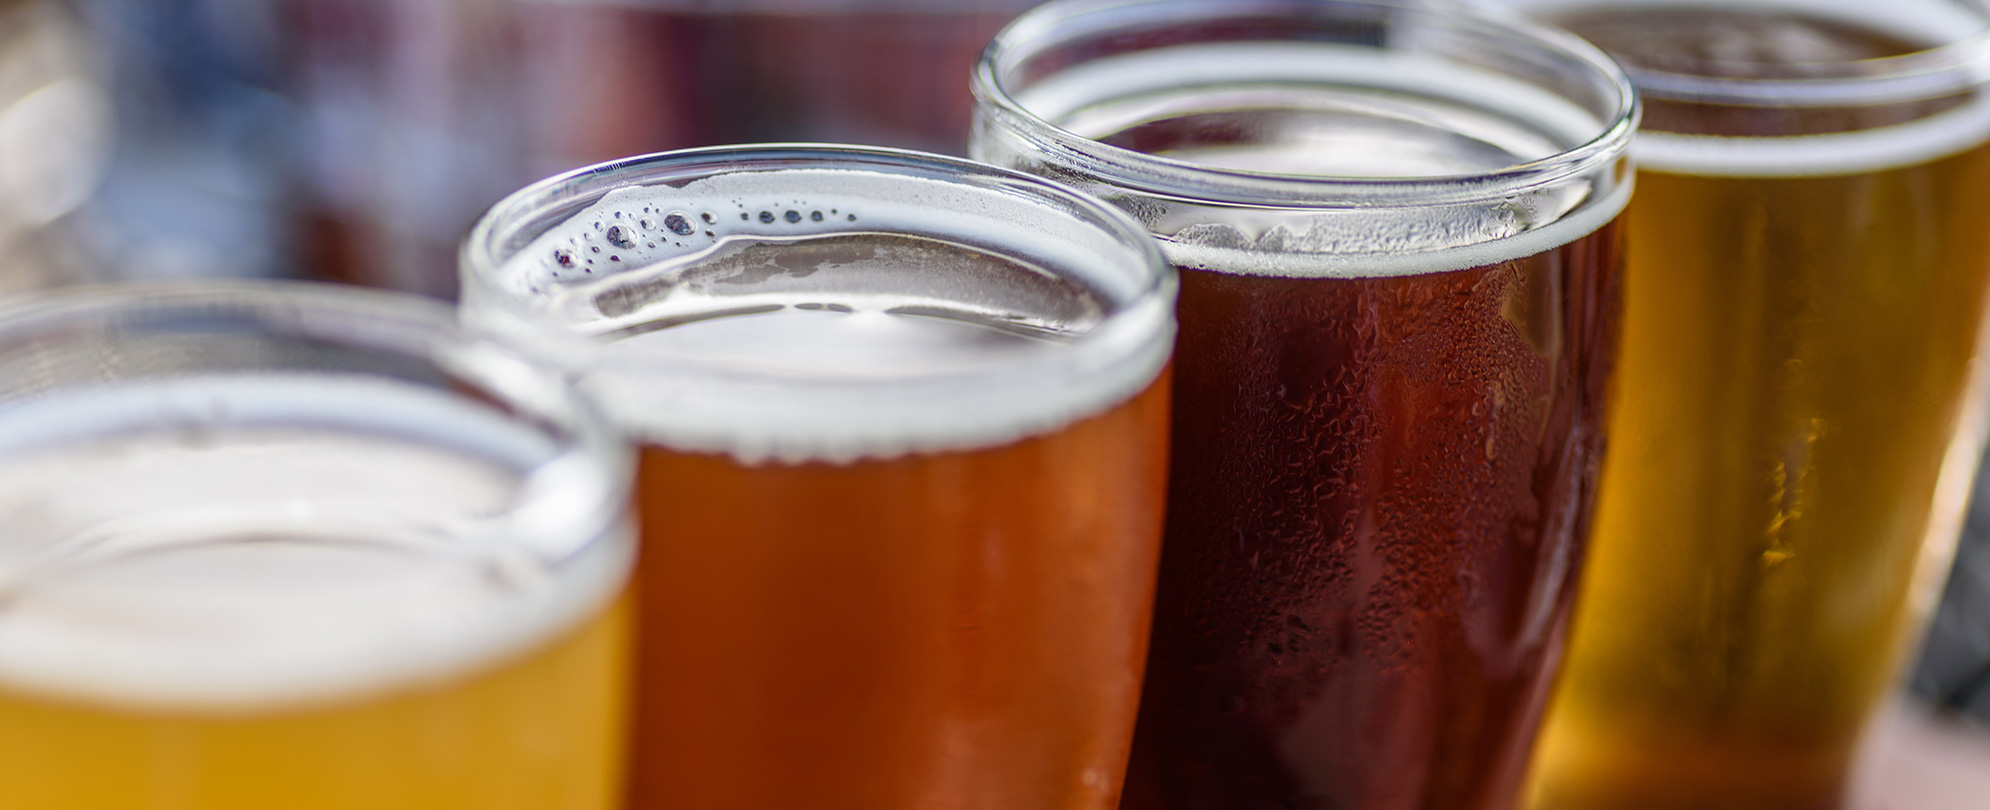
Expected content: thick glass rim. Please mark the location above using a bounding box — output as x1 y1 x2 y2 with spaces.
1484 0 1990 107
463 142 1173 308
461 143 1177 463
0 279 632 567
971 0 1640 209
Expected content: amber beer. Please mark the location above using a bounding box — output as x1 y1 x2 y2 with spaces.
461 146 1176 810
0 284 633 810
1470 2 1990 808
972 2 1636 808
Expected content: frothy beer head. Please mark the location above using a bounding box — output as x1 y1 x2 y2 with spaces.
971 0 1638 278
0 284 631 713
462 146 1176 464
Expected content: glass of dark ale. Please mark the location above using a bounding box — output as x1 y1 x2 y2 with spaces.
1459 1 1990 808
973 2 1637 809
0 282 634 810
460 145 1178 810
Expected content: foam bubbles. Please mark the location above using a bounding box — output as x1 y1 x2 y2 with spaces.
473 166 1173 465
0 376 631 713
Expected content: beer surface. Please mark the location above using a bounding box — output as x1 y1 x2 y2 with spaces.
493 172 1172 463
0 378 630 808
1522 6 1990 810
1032 41 1626 810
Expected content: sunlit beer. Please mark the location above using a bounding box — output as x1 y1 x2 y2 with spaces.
0 283 634 810
973 2 1635 808
1454 1 1990 808
461 146 1177 810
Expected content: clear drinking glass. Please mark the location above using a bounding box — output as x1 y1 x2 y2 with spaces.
1456 1 1990 807
0 281 633 810
974 2 1636 808
461 144 1177 810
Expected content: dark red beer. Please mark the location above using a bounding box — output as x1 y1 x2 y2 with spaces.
1124 228 1622 810
970 2 1639 807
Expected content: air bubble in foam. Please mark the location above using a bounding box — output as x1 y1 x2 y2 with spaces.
477 168 1174 465
0 376 630 713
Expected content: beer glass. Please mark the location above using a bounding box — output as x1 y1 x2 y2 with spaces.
460 145 1176 810
973 2 1636 809
0 282 633 810
1458 1 1990 808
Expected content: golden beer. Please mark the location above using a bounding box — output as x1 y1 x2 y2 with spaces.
0 284 634 810
1500 4 1990 808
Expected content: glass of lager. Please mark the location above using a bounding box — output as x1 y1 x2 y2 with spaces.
0 282 634 810
1458 1 1990 808
973 2 1636 809
460 145 1177 810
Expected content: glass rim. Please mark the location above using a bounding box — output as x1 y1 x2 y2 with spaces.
460 142 1178 464
0 279 633 567
462 142 1174 307
970 0 1641 209
1585 2 1990 107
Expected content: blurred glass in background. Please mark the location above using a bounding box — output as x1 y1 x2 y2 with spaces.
0 0 110 294
1 0 1035 297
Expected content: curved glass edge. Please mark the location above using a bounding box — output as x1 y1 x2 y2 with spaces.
0 279 634 569
969 0 1640 210
1463 0 1990 108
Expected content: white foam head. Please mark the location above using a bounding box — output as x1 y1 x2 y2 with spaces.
0 375 632 714
463 148 1176 465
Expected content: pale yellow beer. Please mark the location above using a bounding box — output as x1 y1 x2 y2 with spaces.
0 284 633 810
1501 3 1990 808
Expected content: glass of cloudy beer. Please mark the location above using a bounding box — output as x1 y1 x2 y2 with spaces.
1459 1 1990 808
973 2 1635 809
460 145 1176 810
0 282 633 810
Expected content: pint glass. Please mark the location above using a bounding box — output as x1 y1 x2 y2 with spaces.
0 282 633 810
1463 2 1990 808
973 2 1636 808
461 146 1177 810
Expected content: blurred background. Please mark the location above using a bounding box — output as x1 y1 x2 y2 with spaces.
0 0 1986 758
0 0 1033 298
